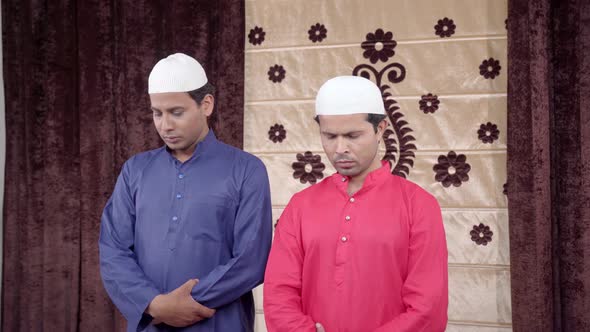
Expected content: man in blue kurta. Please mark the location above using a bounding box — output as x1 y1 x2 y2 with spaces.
99 53 272 332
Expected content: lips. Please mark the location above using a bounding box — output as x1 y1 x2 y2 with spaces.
164 136 180 143
335 160 355 168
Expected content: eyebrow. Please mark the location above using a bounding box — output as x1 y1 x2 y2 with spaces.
150 106 185 112
321 130 364 136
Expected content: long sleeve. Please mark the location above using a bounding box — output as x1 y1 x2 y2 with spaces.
373 192 448 332
190 160 273 308
99 161 161 332
263 196 316 332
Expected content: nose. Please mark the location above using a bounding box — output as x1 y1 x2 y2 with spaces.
335 137 349 154
159 113 173 132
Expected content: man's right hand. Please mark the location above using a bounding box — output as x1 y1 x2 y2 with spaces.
146 279 216 327
316 322 326 332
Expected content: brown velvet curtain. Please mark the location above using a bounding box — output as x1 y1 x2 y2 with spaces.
507 0 590 331
1 1 244 331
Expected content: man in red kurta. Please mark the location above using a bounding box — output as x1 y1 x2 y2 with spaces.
263 76 448 332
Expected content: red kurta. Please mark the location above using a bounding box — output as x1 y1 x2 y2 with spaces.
264 162 448 332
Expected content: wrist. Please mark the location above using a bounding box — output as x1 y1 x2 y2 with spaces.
146 294 164 319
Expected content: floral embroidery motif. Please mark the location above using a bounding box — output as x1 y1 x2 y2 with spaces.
433 151 471 187
292 151 326 185
434 18 456 38
248 26 265 45
268 65 286 83
308 23 327 43
361 28 397 64
479 58 501 79
478 122 500 143
419 94 440 114
268 124 286 143
470 223 493 245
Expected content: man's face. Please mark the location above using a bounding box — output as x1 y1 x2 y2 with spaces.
319 113 385 177
150 92 213 158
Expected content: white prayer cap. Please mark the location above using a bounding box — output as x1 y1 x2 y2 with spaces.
148 53 208 94
315 76 385 116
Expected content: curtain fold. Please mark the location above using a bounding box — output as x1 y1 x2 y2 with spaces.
2 1 244 330
507 0 590 331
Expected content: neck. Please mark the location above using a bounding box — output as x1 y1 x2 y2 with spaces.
173 128 210 163
347 158 382 195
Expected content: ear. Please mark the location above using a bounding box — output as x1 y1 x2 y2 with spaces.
200 94 215 116
376 118 388 137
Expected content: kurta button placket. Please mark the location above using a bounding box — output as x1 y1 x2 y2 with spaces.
169 165 187 250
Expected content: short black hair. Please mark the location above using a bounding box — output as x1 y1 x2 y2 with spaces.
187 82 216 106
314 113 387 133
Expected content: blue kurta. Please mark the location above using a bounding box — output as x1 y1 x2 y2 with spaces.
99 131 272 332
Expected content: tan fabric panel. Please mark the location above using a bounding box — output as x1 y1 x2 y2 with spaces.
446 323 512 332
245 40 507 101
246 0 507 48
245 0 509 330
255 313 267 332
257 152 506 208
254 284 263 311
448 267 512 323
444 210 509 266
406 152 507 208
245 96 507 153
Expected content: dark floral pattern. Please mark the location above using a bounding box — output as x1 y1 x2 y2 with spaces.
353 32 414 178
479 58 501 79
478 122 500 143
268 65 286 83
433 151 471 187
248 26 265 45
268 124 286 143
361 28 397 64
382 128 398 163
470 223 493 246
434 17 456 38
419 93 440 114
292 151 325 185
308 23 327 43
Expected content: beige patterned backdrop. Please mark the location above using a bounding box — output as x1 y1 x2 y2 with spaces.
244 0 509 331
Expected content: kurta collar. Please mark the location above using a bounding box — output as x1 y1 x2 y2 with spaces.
165 129 217 165
332 160 392 194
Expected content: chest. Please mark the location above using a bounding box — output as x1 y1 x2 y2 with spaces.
300 192 411 254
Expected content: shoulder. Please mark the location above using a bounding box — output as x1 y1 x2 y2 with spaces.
124 147 163 171
397 175 438 202
391 176 442 226
214 141 266 170
285 175 335 209
119 147 165 184
210 142 269 194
